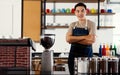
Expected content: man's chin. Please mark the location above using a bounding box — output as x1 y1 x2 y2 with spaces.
78 18 84 20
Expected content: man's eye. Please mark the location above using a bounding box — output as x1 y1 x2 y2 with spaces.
81 9 85 12
77 10 79 13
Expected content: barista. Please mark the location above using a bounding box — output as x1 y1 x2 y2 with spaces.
66 2 96 75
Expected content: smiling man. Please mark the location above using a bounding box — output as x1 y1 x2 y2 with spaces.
66 2 96 75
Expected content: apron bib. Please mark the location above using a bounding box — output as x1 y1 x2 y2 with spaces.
70 21 93 57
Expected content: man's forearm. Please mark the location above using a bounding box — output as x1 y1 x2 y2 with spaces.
66 35 86 43
77 39 95 45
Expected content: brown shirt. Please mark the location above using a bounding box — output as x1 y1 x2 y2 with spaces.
67 19 96 35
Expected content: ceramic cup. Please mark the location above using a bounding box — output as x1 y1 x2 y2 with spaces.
86 8 90 14
90 8 96 14
107 9 112 13
66 8 70 13
101 9 106 13
46 9 50 13
61 8 66 13
71 8 75 13
51 8 56 13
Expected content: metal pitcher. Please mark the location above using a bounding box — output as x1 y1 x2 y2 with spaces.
77 57 89 75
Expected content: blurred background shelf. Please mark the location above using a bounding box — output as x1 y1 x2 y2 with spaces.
43 13 115 16
42 26 115 29
99 26 115 28
42 0 105 3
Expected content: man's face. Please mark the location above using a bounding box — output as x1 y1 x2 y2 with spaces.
75 6 86 20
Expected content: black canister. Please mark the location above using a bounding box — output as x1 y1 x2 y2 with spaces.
119 58 120 74
108 58 112 74
108 58 119 75
88 57 98 74
98 57 108 75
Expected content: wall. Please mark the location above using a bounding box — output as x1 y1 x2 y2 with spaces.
0 0 21 38
0 39 31 68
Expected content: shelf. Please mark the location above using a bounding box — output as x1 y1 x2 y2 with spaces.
42 26 115 29
99 26 115 28
43 13 115 16
100 13 115 15
42 0 105 3
42 26 68 29
42 0 115 30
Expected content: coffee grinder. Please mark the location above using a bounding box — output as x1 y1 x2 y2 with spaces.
40 34 55 75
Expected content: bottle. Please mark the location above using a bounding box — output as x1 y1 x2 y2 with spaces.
99 44 102 57
102 44 106 56
112 44 117 56
109 43 113 56
109 43 113 51
105 44 110 56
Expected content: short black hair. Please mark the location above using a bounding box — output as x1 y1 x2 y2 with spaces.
74 2 87 10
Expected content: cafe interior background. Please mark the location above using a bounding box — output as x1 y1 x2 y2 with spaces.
0 0 119 53
0 0 120 74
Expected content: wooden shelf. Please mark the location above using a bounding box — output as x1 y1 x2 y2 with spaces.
42 26 115 29
42 0 105 3
43 13 115 16
100 13 115 15
99 26 115 28
42 26 68 29
42 0 115 30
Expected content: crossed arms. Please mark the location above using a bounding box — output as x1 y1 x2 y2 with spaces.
66 32 96 45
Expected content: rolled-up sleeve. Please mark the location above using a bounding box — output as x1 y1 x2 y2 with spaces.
67 22 75 34
89 21 96 35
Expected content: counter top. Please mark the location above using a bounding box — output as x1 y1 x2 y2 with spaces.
32 52 69 58
0 38 36 51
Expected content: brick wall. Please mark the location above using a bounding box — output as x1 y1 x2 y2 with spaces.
0 39 32 69
0 46 15 67
16 47 30 68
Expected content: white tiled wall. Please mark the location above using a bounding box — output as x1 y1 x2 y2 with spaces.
0 0 21 38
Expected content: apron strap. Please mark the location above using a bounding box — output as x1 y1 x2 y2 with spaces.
85 19 88 30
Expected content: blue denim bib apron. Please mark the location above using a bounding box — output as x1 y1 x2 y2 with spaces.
68 22 93 75
70 27 93 57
